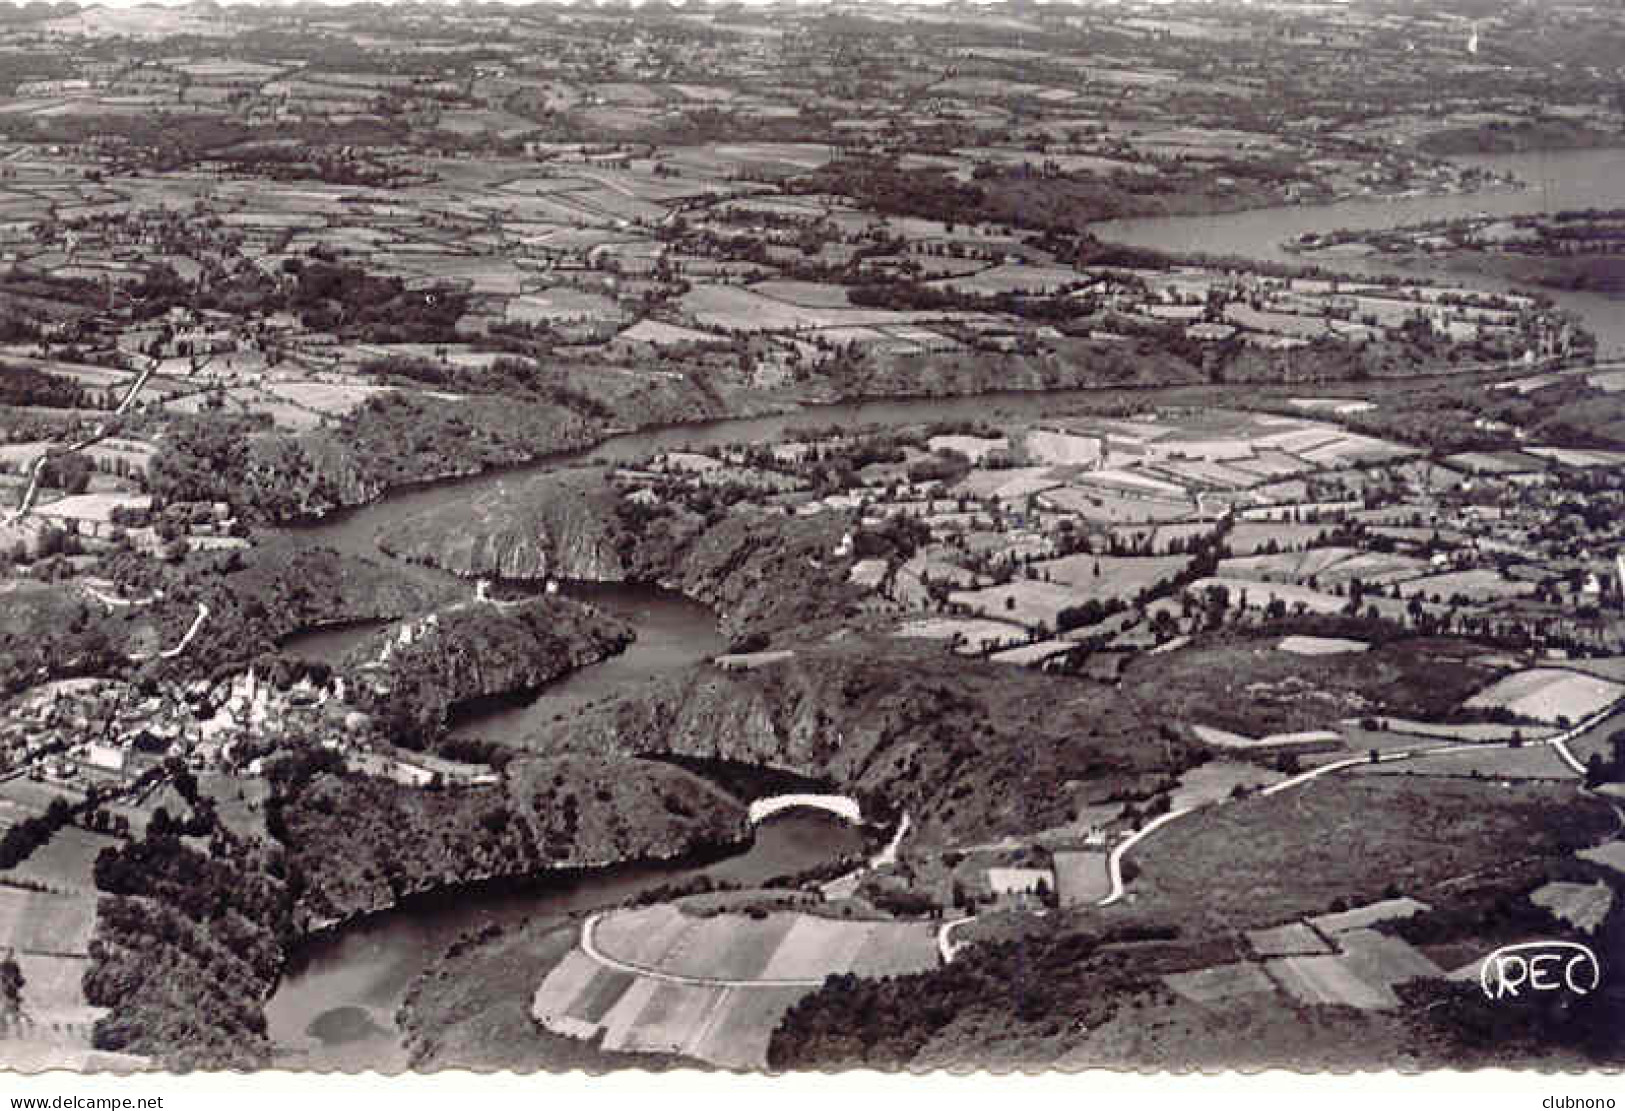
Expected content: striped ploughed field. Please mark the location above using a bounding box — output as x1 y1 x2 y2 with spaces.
533 907 939 1068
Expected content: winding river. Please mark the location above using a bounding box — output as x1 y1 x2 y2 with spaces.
265 143 1625 1067
264 810 868 1071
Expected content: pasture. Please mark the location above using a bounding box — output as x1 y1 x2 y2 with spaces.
1463 669 1625 724
1396 569 1534 602
1037 486 1193 524
1186 577 1347 615
1216 547 1363 585
948 579 1083 631
1278 636 1368 656
1528 881 1612 934
1104 777 1612 936
0 886 96 956
263 379 391 417
1245 923 1330 959
1168 759 1285 810
1030 553 1190 604
1264 929 1438 1011
1352 743 1572 781
1163 962 1279 1006
4 826 117 896
1050 850 1110 907
893 617 1026 652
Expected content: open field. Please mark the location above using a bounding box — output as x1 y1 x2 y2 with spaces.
1351 743 1574 780
0 887 96 955
1051 850 1110 907
1169 759 1286 809
948 580 1087 631
1191 724 1343 752
1216 548 1363 585
1396 569 1534 603
1278 636 1368 656
679 284 977 333
1559 657 1625 683
262 379 392 417
1038 486 1195 523
537 909 937 1068
1245 923 1331 958
893 616 1028 653
1163 961 1278 1005
610 981 723 1056
13 951 104 1048
590 904 696 969
1578 841 1625 878
1091 777 1614 935
591 908 938 985
1529 881 1613 934
1030 553 1190 603
1125 635 1513 739
4 826 116 896
686 986 806 1070
1463 669 1625 724
1186 577 1347 616
1264 940 1418 1011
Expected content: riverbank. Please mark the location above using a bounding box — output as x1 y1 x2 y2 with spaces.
270 810 868 1070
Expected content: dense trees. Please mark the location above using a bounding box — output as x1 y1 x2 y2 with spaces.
768 929 1194 1068
0 365 87 408
0 796 74 869
85 819 291 1068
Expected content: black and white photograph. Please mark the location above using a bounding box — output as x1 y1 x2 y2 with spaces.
0 0 1619 1093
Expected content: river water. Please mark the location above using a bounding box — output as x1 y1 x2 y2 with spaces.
1095 148 1625 354
264 810 867 1071
265 144 1625 1066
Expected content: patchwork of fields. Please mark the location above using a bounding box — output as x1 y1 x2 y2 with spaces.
533 906 939 1068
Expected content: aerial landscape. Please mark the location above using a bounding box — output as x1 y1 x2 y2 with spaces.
0 0 1623 1081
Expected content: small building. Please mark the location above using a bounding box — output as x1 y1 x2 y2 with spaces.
82 741 128 774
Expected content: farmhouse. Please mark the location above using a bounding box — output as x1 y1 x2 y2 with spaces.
33 493 152 540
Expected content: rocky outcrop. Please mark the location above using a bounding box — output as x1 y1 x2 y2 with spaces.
375 469 862 641
524 641 1203 845
280 751 747 929
377 468 629 582
346 595 635 743
628 507 861 641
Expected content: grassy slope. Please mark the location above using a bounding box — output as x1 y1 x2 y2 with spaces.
397 916 686 1072
771 774 1616 1070
1094 776 1614 936
1118 632 1511 738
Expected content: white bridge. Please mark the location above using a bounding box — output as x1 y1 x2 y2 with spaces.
747 793 862 826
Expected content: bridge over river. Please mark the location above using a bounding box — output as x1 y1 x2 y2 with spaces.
747 793 861 826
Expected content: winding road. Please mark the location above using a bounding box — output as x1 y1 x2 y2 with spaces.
1095 700 1620 908
6 357 158 526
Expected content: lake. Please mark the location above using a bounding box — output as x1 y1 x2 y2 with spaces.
1094 148 1625 353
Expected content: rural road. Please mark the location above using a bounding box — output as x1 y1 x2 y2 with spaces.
155 603 210 660
935 915 977 964
578 912 827 989
6 358 156 526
